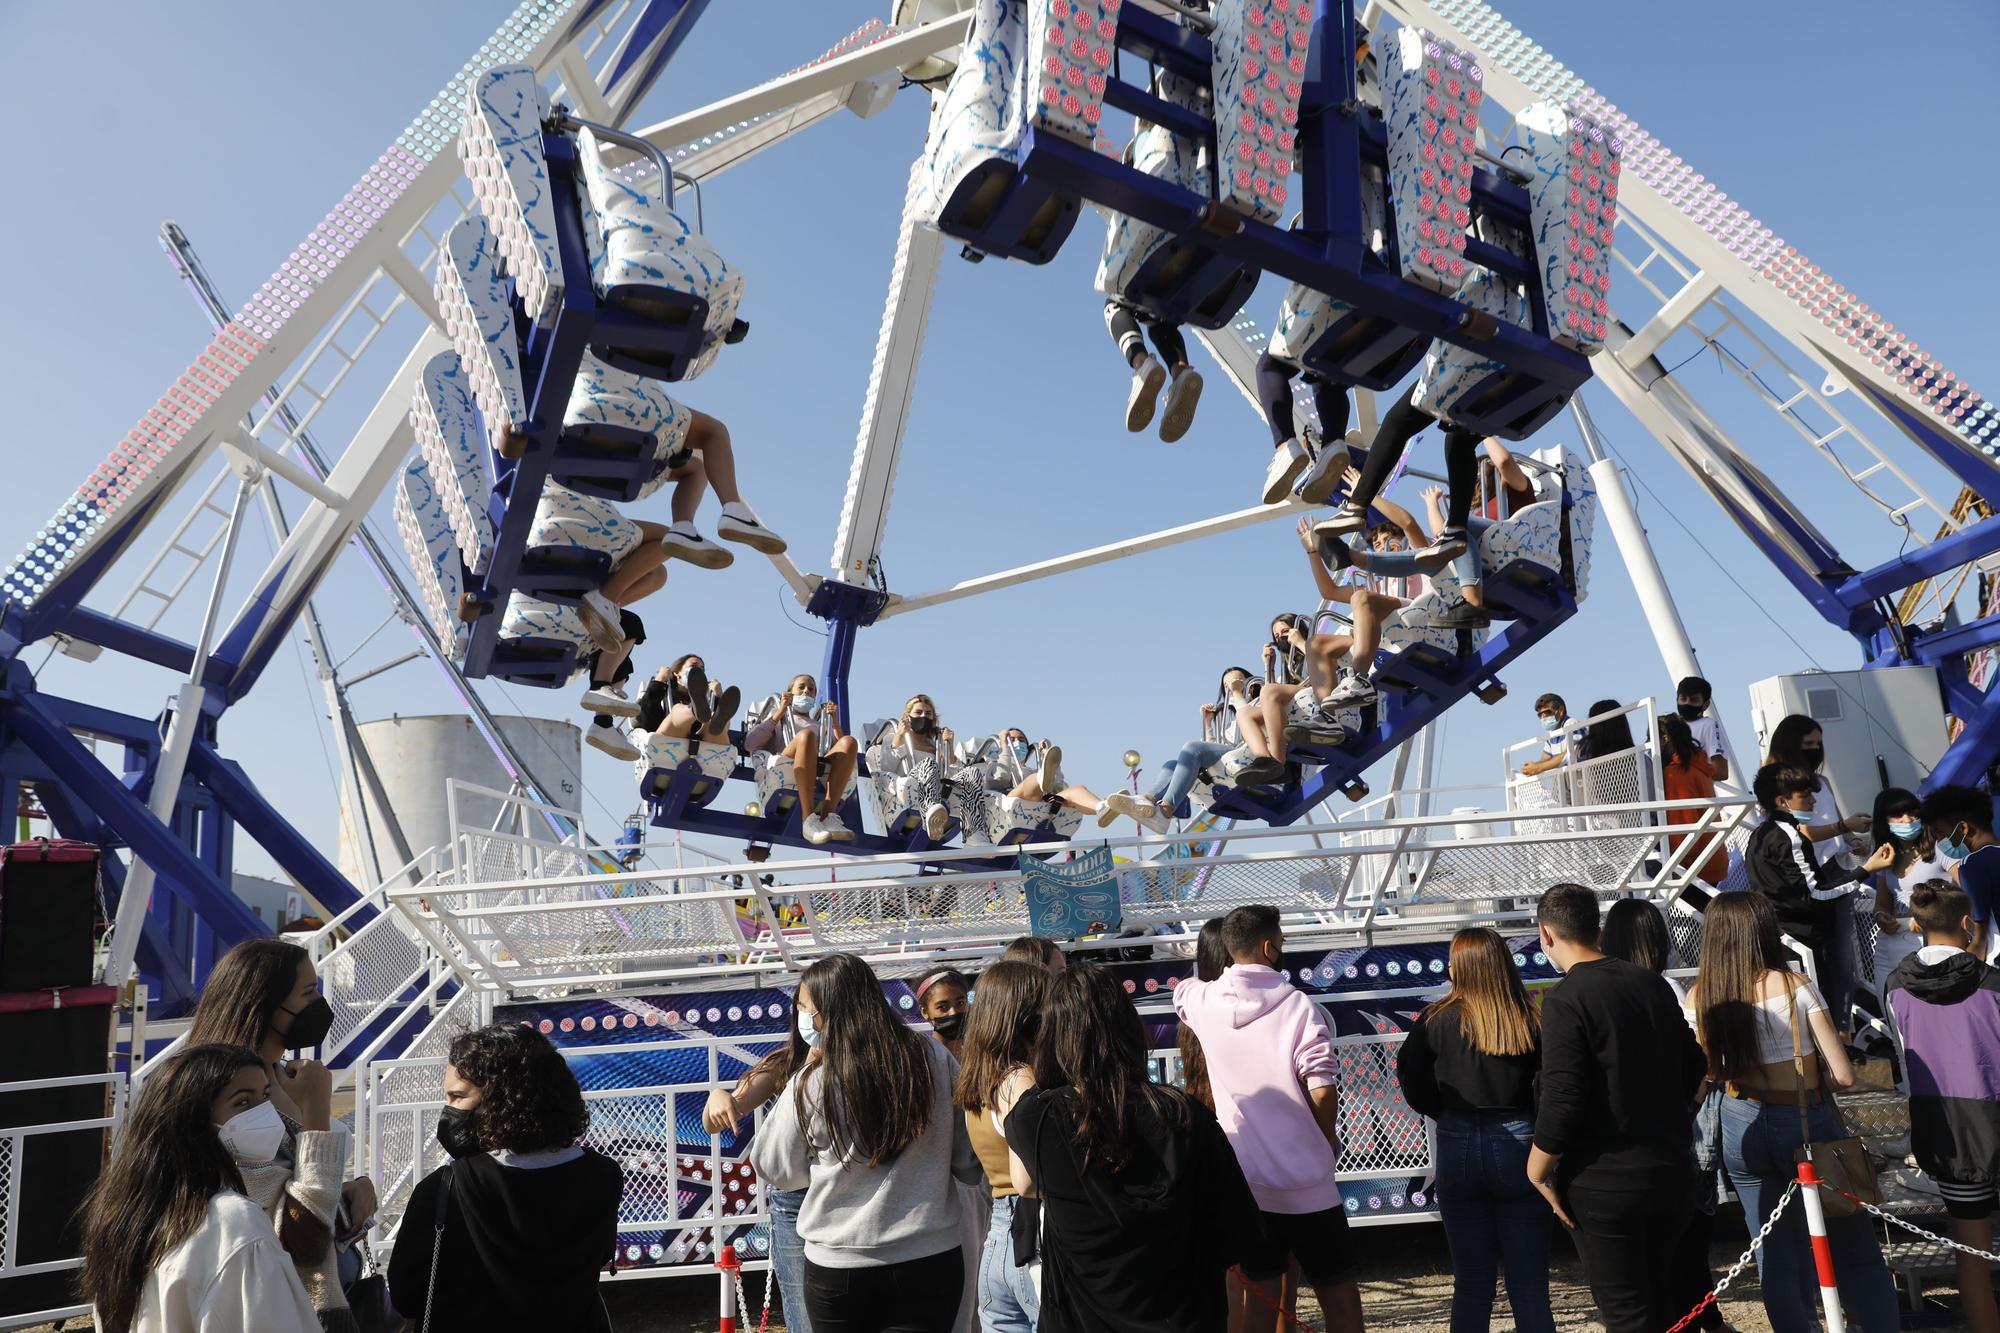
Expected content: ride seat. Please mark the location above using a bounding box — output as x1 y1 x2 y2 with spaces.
634 733 739 809
460 65 561 319
492 591 584 686
515 482 636 602
555 353 695 501
1517 102 1622 355
1094 73 1258 329
434 213 530 460
1381 27 1484 297
574 127 745 382
392 460 471 660
982 793 1085 847
1266 168 1429 390
411 351 495 573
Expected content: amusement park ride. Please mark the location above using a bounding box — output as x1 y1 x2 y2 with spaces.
0 0 1994 1315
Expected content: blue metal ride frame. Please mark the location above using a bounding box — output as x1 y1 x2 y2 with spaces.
938 2 1594 425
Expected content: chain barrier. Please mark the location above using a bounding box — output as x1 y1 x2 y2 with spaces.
726 1263 773 1333
1832 1186 2000 1262
1661 1179 1798 1333
1232 1266 1320 1333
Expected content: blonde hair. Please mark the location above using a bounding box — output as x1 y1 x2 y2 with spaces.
900 694 940 734
1422 928 1540 1057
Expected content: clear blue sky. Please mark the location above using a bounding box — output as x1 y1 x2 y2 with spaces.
1 1 1993 879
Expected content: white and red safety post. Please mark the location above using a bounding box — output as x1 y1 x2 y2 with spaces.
1794 1159 1847 1333
716 1239 742 1333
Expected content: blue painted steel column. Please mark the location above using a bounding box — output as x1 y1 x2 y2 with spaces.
187 741 366 919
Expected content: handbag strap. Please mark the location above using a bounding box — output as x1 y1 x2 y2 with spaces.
421 1166 455 1331
1786 975 1816 1147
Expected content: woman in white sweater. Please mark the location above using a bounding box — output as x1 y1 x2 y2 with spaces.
81 1043 320 1333
187 938 374 1329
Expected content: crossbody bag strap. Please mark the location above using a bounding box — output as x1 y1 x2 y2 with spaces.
422 1166 455 1332
1787 975 1814 1147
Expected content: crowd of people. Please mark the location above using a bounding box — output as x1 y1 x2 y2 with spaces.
73 837 2000 1333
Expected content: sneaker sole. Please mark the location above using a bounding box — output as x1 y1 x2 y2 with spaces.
715 521 788 555
1126 362 1167 432
661 538 734 570
1312 510 1368 539
1295 446 1352 505
586 732 640 761
581 695 642 718
1159 372 1202 443
925 810 951 841
824 826 856 842
576 599 628 654
1262 448 1311 505
1409 539 1470 573
1040 746 1063 796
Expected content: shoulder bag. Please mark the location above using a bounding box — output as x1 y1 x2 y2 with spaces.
1787 979 1879 1218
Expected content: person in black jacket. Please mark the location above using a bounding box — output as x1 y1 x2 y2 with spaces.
388 1024 622 1333
1744 764 1894 989
1395 928 1552 1333
1005 963 1260 1333
1526 884 1706 1333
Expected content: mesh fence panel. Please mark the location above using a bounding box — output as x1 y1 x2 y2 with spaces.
321 909 428 1063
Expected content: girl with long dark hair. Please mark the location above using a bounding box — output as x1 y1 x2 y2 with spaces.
1394 929 1553 1333
1004 963 1259 1333
80 1044 320 1333
185 938 371 1328
955 961 1054 1333
706 1006 817 1333
1870 786 1949 989
1175 919 1230 1110
386 1023 622 1332
751 953 979 1333
1687 893 1897 1332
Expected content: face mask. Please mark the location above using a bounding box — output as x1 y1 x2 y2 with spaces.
1798 746 1824 769
791 693 815 715
1676 702 1705 721
436 1105 482 1159
216 1099 286 1166
1540 715 1562 733
277 995 334 1051
1940 830 1972 863
908 716 935 735
797 1009 821 1048
1011 740 1031 762
931 1011 968 1042
1889 819 1923 842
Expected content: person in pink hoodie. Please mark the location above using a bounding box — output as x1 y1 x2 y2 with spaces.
1174 905 1365 1333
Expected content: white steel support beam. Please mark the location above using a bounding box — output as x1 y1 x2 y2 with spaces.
554 45 615 124
1617 268 1719 370
629 12 974 154
831 163 945 583
213 332 446 683
879 497 1311 619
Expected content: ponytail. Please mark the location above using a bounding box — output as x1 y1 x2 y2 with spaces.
1910 879 1973 940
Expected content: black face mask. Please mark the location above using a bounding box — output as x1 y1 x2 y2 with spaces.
908 716 935 735
277 995 335 1051
1798 747 1824 769
436 1106 482 1159
1676 702 1705 721
931 1011 968 1042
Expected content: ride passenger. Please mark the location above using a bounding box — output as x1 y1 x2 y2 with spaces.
871 694 962 843
746 673 860 845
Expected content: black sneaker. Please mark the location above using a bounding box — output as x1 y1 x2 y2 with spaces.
684 662 711 726
1232 756 1288 788
1317 530 1354 571
1429 600 1490 629
1408 527 1470 573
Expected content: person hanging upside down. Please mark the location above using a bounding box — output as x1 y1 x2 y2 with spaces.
746 673 859 845
1106 299 1203 443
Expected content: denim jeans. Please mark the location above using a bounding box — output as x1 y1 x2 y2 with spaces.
1433 1111 1556 1333
976 1194 1038 1333
1719 1094 1900 1333
1358 516 1495 588
769 1187 812 1333
1145 740 1235 810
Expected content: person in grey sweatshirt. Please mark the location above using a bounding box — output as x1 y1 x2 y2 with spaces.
751 953 982 1333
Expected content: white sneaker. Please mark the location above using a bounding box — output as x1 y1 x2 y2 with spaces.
1126 355 1167 432
577 591 628 653
716 501 787 555
923 802 951 841
660 521 734 570
581 684 640 717
1159 367 1203 443
1294 439 1352 505
586 726 642 761
1132 799 1172 835
1097 791 1168 834
1263 438 1311 505
963 825 993 847
1312 501 1369 540
1325 673 1379 708
802 813 832 845
819 810 855 842
1038 744 1064 796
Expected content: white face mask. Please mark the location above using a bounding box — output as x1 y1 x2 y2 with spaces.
216 1099 286 1166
